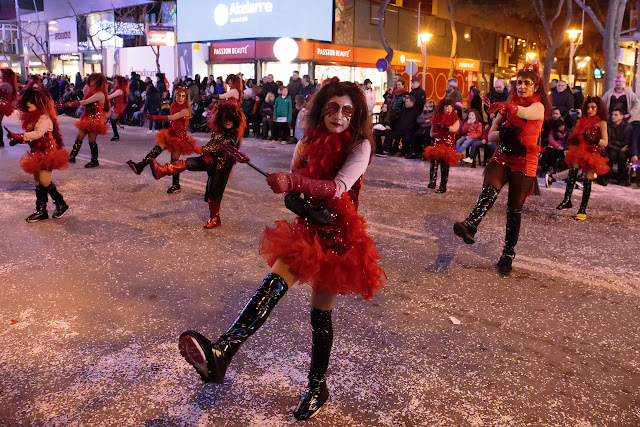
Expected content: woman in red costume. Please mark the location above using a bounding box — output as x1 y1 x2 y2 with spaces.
0 68 18 146
177 79 385 420
5 87 69 222
556 96 609 220
454 63 550 275
424 98 461 193
208 73 242 132
64 73 109 168
106 75 129 141
126 87 195 193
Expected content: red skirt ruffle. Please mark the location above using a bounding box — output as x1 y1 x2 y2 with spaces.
155 129 197 155
20 147 69 174
564 141 610 175
0 102 14 117
75 114 108 135
424 143 462 167
259 196 385 300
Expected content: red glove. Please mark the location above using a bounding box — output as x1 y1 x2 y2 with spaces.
62 100 81 108
150 115 169 122
500 101 519 117
193 146 204 154
266 172 337 199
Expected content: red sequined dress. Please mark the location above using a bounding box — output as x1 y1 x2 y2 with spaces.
19 111 69 174
259 126 385 300
564 115 610 175
424 111 462 166
155 102 197 155
74 89 108 135
0 84 14 117
109 88 126 115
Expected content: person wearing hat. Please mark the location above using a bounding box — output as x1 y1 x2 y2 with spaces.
409 77 426 111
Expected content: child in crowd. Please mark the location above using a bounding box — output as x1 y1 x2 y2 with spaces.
293 95 308 143
456 109 483 162
271 86 292 144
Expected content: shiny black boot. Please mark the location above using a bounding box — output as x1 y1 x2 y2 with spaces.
69 139 83 163
178 273 289 383
84 142 99 168
167 171 181 193
127 145 163 175
294 307 333 420
427 160 438 189
497 207 521 275
435 162 449 193
110 119 120 141
556 167 578 210
576 178 591 220
45 182 69 219
454 185 500 244
26 185 49 222
0 125 4 147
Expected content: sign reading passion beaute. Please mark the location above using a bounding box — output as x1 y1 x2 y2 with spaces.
177 0 333 42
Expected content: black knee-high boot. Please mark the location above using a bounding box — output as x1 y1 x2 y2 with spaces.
0 125 4 147
576 178 592 220
69 139 83 162
127 145 163 175
85 142 99 168
45 182 69 219
167 161 181 193
428 160 438 189
178 273 289 383
497 207 521 275
294 307 333 420
557 167 578 210
26 185 49 222
454 185 500 244
110 119 120 141
436 162 449 193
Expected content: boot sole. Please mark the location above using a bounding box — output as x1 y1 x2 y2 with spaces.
126 161 142 175
294 391 330 420
453 222 475 245
26 216 49 223
53 206 69 219
178 334 210 381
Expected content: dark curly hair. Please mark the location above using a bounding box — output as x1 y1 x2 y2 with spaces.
213 103 246 143
581 96 608 121
435 97 455 114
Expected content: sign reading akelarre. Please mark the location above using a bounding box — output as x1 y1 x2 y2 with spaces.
177 0 333 42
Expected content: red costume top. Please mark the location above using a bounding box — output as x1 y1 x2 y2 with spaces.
260 125 385 300
109 88 126 114
424 111 462 166
490 93 543 177
75 88 108 135
18 110 69 174
564 115 610 175
0 84 14 117
155 101 197 155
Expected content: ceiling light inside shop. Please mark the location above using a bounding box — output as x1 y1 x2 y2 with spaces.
273 37 298 63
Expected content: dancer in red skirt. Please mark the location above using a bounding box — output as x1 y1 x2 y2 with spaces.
556 96 609 220
126 86 196 193
0 68 18 146
177 79 385 420
64 73 109 168
454 63 550 275
5 87 69 221
106 75 129 141
208 73 242 132
424 98 461 193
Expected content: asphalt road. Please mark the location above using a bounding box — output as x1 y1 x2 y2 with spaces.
1 113 639 426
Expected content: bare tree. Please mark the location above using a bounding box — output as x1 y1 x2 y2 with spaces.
447 0 458 79
574 0 629 92
532 0 573 86
377 0 393 91
19 21 52 73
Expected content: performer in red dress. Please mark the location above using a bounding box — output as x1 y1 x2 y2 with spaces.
454 63 550 275
556 96 609 220
106 75 129 141
0 68 18 146
126 87 196 193
208 73 242 132
177 79 385 420
5 87 69 222
424 98 461 193
64 73 109 168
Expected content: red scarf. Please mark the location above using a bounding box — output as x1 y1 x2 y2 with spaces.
299 123 352 180
20 110 44 131
170 101 189 115
431 111 458 128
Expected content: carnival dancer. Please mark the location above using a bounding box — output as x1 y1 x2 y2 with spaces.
556 96 609 220
177 79 385 420
149 103 245 228
126 87 196 193
5 87 69 222
424 98 461 193
0 68 18 146
106 75 129 141
453 63 550 275
207 73 242 132
62 72 109 168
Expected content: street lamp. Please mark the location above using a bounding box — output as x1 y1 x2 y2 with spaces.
567 29 583 86
418 33 432 89
526 52 537 62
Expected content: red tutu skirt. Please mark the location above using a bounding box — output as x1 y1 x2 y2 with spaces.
259 195 385 300
75 112 108 135
20 147 69 174
155 129 197 155
564 141 610 175
424 143 462 167
0 102 14 117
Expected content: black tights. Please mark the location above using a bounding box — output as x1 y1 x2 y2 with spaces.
483 162 535 210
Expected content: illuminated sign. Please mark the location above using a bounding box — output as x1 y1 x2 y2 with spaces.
209 41 256 60
48 17 78 54
148 25 175 46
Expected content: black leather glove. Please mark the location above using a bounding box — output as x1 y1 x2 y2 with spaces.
284 192 332 225
582 128 599 144
498 125 526 158
437 123 450 132
9 138 22 146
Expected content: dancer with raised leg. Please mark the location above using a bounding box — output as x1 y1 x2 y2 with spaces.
556 96 608 220
106 75 129 141
0 68 17 147
453 63 550 275
424 98 461 193
126 87 196 193
177 79 385 420
5 87 69 222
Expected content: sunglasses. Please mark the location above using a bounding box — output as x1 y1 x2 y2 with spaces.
326 101 354 119
587 105 597 110
516 79 535 88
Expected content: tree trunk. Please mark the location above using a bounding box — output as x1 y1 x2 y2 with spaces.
602 0 628 92
447 0 457 79
377 0 393 91
151 46 161 73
